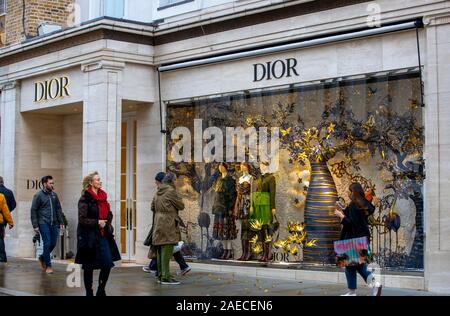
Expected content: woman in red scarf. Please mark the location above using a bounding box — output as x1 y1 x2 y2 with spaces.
75 172 121 296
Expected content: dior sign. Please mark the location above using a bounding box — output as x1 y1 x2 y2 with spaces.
253 58 299 82
27 179 44 190
34 76 70 102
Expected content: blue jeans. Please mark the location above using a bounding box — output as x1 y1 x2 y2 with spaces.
345 264 373 290
39 224 59 268
149 251 189 272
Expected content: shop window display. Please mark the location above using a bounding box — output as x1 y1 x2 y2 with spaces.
166 71 424 271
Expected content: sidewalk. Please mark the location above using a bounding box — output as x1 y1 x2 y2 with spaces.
0 258 438 296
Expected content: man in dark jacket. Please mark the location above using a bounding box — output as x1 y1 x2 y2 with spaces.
0 176 17 212
0 176 16 263
30 175 65 274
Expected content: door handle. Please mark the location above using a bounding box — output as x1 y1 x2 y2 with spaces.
126 206 130 230
130 198 134 230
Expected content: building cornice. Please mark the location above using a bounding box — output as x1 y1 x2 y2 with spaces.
0 81 18 91
423 12 450 26
81 60 126 73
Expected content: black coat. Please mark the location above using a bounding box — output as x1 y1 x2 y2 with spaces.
340 201 375 240
0 185 16 212
75 191 121 267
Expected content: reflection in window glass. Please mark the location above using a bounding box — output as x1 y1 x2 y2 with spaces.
166 72 425 272
104 0 124 18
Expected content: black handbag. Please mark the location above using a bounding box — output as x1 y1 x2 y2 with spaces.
144 211 155 247
105 223 114 236
143 226 153 246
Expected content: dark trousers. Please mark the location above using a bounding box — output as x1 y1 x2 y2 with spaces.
149 251 189 272
0 224 6 262
39 224 59 268
345 264 372 290
83 268 111 296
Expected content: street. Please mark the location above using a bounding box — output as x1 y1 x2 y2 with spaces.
0 258 437 296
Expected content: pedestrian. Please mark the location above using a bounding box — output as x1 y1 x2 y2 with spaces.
0 177 17 212
145 243 191 276
152 172 185 285
0 176 16 264
143 172 191 276
335 182 382 296
30 175 65 274
0 193 14 264
75 171 121 296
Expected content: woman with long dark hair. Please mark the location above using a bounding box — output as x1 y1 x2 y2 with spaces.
75 172 121 296
335 182 382 296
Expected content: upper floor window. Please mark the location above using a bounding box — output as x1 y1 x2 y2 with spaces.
158 0 194 10
103 0 124 18
0 0 6 16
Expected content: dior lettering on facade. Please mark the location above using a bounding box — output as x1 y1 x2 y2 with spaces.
26 179 45 191
34 76 70 102
253 58 299 82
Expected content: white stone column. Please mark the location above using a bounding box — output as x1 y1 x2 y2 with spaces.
81 60 124 246
135 68 164 263
0 81 28 256
423 12 450 294
0 81 19 191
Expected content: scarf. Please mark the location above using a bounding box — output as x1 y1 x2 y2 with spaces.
87 188 110 236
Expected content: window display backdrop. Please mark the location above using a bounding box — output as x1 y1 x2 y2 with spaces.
166 72 424 271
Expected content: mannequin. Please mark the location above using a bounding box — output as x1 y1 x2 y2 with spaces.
234 162 253 261
212 162 237 260
250 161 276 262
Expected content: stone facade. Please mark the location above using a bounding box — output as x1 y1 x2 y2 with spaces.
4 0 73 46
1 0 450 293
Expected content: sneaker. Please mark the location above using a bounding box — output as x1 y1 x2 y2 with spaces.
181 267 191 276
161 279 180 285
142 266 151 273
371 282 382 296
340 291 357 296
45 267 54 274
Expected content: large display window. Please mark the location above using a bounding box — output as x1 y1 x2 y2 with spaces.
165 70 424 272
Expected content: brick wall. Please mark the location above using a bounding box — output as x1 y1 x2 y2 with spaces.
4 0 74 47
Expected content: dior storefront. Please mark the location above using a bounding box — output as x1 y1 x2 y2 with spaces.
1 1 450 293
160 21 426 272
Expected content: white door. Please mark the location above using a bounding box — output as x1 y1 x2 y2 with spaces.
120 115 137 261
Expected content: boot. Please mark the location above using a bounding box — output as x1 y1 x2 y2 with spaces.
96 269 110 296
267 242 273 261
258 244 268 262
96 287 106 297
84 269 94 296
238 240 246 261
220 249 228 260
243 240 252 261
259 243 270 262
225 249 233 260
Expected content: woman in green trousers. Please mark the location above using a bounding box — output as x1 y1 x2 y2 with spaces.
151 172 185 285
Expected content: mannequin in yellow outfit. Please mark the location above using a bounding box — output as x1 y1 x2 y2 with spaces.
0 193 14 263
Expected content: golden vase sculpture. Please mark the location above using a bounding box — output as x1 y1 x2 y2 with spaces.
303 162 341 264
